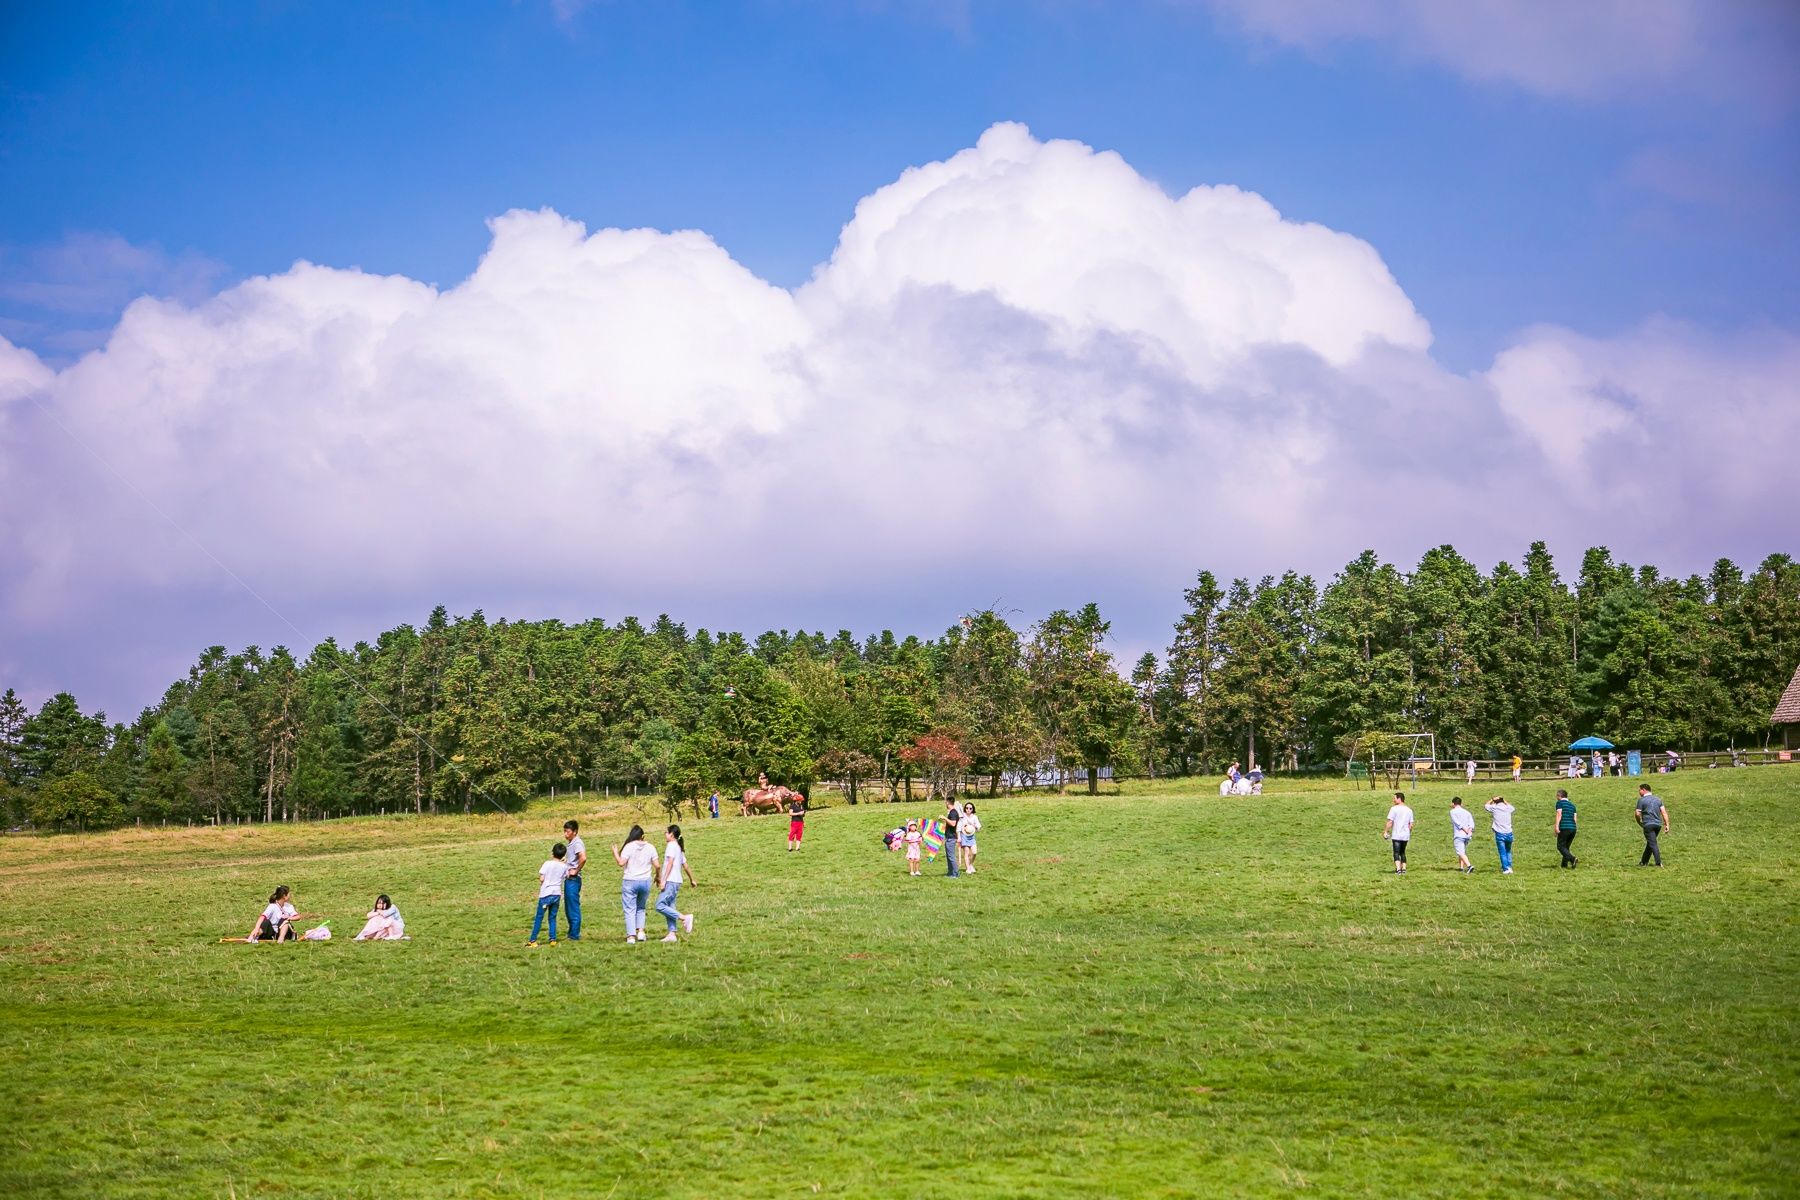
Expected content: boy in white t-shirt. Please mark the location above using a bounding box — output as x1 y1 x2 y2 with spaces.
1383 792 1415 874
1450 797 1476 874
529 842 569 946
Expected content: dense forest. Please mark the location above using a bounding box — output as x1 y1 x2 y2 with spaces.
3 543 1796 830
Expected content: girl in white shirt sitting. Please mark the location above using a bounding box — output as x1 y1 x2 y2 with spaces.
247 885 301 942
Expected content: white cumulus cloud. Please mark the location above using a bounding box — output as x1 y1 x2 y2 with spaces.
0 123 1793 715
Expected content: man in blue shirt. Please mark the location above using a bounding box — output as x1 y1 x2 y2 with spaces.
1635 785 1670 866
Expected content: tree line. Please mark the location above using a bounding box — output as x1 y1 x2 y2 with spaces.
2 542 1794 830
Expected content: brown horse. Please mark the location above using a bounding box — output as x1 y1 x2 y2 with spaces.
740 784 795 817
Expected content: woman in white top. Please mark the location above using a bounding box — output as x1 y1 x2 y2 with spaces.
247 885 303 942
653 824 699 942
354 894 405 941
613 826 660 944
959 802 982 874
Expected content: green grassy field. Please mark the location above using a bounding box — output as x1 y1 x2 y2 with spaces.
2 770 1796 1198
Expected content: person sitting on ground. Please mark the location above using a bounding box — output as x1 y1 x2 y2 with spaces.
354 894 405 940
247 885 303 942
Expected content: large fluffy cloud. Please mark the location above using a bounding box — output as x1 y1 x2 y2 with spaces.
2 123 1794 713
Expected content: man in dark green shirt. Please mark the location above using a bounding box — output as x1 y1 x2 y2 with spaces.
1635 785 1670 867
1553 789 1578 868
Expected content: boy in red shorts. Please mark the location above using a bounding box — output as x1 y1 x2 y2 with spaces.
787 793 806 851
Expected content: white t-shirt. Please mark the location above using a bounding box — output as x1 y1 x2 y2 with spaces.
661 841 686 885
564 835 586 875
961 813 981 837
262 901 294 927
539 859 568 898
619 840 659 882
1450 808 1475 838
1486 801 1515 834
1387 804 1414 840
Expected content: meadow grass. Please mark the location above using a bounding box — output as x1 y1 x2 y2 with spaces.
1 770 1796 1198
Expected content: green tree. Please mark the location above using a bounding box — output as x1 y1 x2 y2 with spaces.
29 770 124 830
1026 604 1135 794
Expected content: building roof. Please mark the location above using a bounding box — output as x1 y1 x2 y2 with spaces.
1775 664 1800 725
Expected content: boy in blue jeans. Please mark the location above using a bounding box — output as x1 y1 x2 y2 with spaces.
529 842 569 946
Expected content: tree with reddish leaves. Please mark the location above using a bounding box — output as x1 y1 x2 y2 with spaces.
899 732 972 801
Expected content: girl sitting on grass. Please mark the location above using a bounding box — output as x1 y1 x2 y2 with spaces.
247 885 304 942
354 894 405 940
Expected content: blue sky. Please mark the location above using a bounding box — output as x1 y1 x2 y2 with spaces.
6 1 1793 369
2 1 1797 718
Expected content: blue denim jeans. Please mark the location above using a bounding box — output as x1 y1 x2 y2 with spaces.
530 895 560 942
562 873 582 940
946 832 960 877
1494 832 1514 871
655 880 682 931
621 878 651 937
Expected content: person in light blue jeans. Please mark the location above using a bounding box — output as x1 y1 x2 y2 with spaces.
653 824 699 941
612 824 659 944
1484 796 1516 874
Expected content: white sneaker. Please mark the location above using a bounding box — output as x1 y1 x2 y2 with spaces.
1503 868 1513 874
625 935 635 944
661 932 679 943
682 913 694 933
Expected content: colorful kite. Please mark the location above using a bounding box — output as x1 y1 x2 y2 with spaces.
920 818 945 858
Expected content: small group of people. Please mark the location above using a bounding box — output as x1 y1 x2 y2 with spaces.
1384 783 1672 874
1218 761 1264 796
243 885 404 942
530 818 698 946
886 796 982 877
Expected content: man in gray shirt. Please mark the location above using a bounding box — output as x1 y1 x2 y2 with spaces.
1635 785 1670 867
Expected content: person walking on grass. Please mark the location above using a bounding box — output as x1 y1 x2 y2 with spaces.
1485 795 1516 874
1466 758 1478 785
1553 789 1579 868
709 791 720 820
959 801 982 874
1384 792 1415 874
528 843 568 947
614 826 659 943
1511 754 1522 782
1635 785 1670 867
786 793 806 852
942 795 962 878
654 824 698 942
561 820 586 941
1450 797 1475 874
904 820 923 876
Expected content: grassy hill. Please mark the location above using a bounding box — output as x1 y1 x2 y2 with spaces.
2 770 1795 1198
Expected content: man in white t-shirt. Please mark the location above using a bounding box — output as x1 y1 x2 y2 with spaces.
1383 792 1415 875
1485 796 1516 874
1450 797 1476 874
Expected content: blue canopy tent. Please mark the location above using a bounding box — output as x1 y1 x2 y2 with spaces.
1569 736 1614 751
